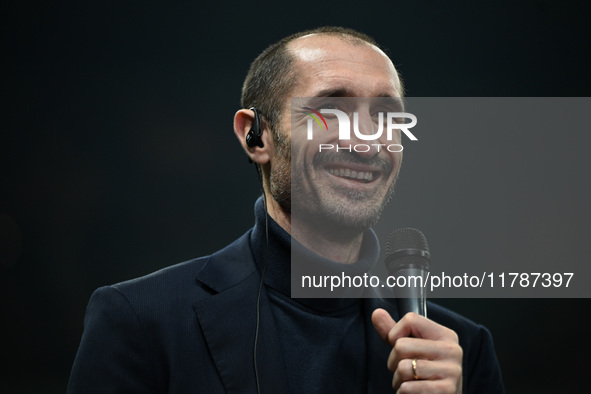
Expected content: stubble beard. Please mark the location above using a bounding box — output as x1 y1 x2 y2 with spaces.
291 167 397 237
269 135 398 237
269 131 292 215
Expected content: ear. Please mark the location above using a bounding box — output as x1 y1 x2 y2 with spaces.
233 109 272 165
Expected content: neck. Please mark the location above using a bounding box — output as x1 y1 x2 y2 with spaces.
265 193 364 264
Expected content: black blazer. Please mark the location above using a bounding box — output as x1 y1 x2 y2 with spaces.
67 230 504 393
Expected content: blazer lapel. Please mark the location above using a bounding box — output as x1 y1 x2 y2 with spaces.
193 234 288 393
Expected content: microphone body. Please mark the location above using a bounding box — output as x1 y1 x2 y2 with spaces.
388 266 429 317
385 229 430 318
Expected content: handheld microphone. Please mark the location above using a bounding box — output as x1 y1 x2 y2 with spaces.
385 228 430 318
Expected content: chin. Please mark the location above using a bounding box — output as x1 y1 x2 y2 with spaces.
329 207 382 231
293 197 383 235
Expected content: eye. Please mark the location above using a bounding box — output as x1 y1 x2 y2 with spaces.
320 98 352 114
312 103 339 118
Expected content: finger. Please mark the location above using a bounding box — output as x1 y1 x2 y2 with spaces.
392 359 462 390
387 312 459 345
371 308 397 345
397 378 460 394
387 337 463 371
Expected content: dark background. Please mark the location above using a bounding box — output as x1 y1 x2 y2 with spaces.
2 1 590 393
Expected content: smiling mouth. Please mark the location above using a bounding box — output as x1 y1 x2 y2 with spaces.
327 167 376 183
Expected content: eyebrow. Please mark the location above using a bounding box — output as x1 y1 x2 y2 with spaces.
312 87 398 98
313 88 353 97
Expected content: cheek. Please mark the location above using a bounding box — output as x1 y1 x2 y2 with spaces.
381 149 402 180
292 144 315 171
379 130 401 145
392 151 403 175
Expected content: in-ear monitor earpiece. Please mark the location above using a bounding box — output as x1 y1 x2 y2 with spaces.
246 107 264 148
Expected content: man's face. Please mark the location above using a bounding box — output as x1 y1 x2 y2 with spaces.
270 35 404 234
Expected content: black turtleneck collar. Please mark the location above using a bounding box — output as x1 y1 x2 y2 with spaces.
249 197 381 312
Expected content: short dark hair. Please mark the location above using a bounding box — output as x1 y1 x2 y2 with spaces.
240 27 385 140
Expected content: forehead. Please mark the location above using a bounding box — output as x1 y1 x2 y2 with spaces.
287 34 402 98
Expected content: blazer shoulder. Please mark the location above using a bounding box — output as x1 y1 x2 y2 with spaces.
105 229 255 306
112 257 206 298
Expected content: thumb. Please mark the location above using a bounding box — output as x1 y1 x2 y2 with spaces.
371 308 397 345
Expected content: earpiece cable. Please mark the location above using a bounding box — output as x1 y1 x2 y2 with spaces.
253 163 269 394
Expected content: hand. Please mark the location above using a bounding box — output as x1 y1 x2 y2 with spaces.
372 309 463 393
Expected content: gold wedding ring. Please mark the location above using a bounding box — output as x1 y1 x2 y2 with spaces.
411 358 419 380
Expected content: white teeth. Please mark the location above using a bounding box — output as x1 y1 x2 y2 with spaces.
328 168 374 182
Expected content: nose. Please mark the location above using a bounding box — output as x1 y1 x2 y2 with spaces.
345 110 383 159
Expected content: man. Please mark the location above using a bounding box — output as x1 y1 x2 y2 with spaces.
68 27 504 393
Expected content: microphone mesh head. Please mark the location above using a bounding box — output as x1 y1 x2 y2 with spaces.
386 228 429 256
